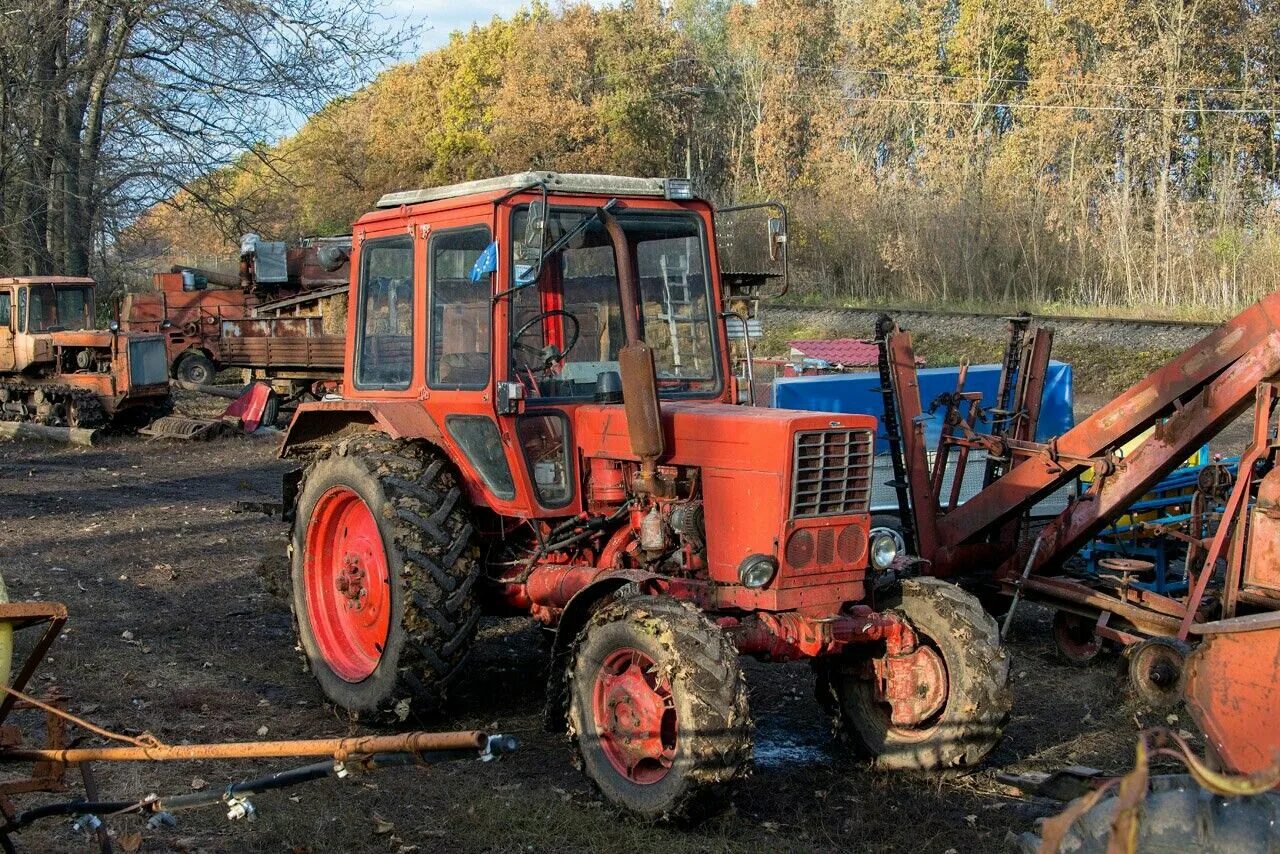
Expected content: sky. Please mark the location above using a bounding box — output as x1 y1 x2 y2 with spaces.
382 1 562 53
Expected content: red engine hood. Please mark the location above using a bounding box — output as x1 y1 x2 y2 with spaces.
573 401 876 473
574 401 878 602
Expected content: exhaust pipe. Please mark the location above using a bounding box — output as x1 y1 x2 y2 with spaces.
599 207 664 494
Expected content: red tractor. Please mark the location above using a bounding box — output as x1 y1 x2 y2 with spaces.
279 173 1010 816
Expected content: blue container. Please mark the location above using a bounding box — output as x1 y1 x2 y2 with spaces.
772 362 1075 453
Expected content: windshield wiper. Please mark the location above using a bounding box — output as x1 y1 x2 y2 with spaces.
493 198 621 300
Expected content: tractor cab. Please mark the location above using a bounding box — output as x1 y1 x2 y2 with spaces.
0 277 97 373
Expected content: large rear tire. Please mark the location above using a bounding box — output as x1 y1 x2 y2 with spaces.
567 595 751 819
821 578 1011 770
290 434 480 719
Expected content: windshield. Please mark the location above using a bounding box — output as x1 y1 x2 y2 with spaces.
27 285 94 332
509 206 719 400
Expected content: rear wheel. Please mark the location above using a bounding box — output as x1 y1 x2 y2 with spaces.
821 578 1011 770
567 595 751 819
290 434 480 719
176 352 215 385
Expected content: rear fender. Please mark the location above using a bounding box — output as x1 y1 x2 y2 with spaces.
542 569 660 732
279 400 451 519
279 400 444 457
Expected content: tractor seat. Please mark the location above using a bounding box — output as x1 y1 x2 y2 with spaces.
438 352 489 386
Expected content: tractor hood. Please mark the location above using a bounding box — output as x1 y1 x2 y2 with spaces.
573 401 875 475
574 401 878 597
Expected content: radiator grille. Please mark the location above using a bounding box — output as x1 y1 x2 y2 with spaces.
791 429 874 518
128 338 169 387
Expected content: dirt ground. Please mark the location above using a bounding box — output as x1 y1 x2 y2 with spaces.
0 392 1230 853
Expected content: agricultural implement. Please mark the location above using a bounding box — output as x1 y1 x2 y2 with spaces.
277 172 1011 817
0 277 171 431
0 587 514 851
878 295 1280 727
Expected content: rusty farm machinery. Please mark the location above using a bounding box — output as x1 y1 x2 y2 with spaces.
876 292 1280 774
0 582 514 851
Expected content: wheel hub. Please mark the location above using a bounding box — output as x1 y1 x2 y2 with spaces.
877 644 948 726
303 486 392 683
591 648 676 784
335 556 367 607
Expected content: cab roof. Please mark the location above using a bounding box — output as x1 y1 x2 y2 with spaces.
0 276 95 285
375 172 692 209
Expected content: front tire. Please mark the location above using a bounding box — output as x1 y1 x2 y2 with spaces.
567 595 751 819
821 578 1011 770
290 434 480 719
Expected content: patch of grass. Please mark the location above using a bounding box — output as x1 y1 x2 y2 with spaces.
903 333 1182 397
828 295 1233 324
1053 342 1186 396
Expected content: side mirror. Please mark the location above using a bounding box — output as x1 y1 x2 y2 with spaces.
519 200 547 262
767 216 786 262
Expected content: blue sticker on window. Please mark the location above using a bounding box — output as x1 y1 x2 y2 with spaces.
469 240 499 282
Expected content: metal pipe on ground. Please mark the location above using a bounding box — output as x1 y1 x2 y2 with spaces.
0 730 489 764
0 422 98 447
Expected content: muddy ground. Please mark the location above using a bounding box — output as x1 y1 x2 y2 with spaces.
0 388 1246 853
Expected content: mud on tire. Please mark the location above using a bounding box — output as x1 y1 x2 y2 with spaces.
290 433 480 720
567 595 752 820
819 577 1011 770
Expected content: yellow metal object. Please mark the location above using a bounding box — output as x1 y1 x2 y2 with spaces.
0 574 13 688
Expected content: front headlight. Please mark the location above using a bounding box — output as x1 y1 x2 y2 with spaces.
738 554 778 589
870 532 899 571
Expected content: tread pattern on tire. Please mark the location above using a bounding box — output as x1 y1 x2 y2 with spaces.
299 432 480 718
566 594 753 820
825 577 1012 770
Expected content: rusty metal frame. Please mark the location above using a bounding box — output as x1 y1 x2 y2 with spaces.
880 293 1280 644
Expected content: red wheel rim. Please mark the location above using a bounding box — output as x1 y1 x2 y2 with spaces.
304 486 392 682
590 647 677 785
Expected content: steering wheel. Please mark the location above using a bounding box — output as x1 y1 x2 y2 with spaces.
512 309 580 372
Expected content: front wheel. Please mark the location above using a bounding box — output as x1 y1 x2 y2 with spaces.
820 578 1011 770
567 595 751 819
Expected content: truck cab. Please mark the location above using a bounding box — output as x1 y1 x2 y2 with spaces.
280 173 1009 817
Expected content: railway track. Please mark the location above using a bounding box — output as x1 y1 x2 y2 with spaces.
762 303 1222 351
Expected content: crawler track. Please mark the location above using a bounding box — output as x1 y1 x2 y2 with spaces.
0 381 106 428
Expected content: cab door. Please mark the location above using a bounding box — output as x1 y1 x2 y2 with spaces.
0 287 15 372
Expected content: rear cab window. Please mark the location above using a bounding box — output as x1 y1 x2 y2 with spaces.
354 236 415 390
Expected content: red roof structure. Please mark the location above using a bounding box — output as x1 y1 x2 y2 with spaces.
788 338 883 367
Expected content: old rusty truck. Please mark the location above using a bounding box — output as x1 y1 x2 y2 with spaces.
121 235 348 395
277 173 1011 818
0 276 171 428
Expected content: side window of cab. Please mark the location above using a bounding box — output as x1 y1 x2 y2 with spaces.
429 226 493 389
0 292 10 327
